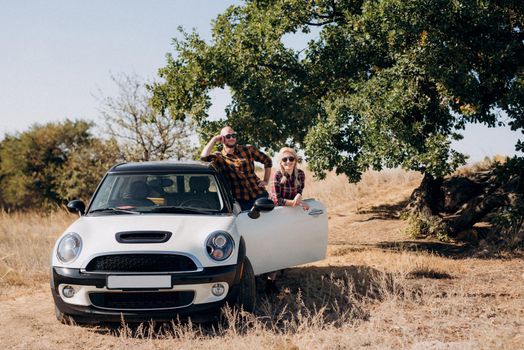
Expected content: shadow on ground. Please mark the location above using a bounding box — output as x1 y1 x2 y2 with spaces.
372 240 473 258
371 238 523 259
254 265 400 325
352 198 518 259
79 265 400 337
356 199 410 220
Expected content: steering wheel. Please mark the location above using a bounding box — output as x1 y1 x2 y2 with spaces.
179 199 213 209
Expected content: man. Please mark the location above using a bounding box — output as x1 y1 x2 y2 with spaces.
201 126 272 211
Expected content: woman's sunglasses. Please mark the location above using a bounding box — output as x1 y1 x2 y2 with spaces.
224 133 237 139
281 156 295 163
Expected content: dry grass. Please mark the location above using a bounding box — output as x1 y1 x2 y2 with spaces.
1 168 523 349
303 168 421 213
453 154 508 177
0 210 75 288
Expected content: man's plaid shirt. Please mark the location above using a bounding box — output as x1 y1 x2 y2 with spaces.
201 145 272 202
270 169 306 206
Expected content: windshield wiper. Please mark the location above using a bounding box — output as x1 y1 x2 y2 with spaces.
89 207 141 215
148 206 214 215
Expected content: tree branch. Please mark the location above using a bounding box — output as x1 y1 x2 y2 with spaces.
305 20 338 26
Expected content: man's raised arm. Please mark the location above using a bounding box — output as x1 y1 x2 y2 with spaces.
201 135 223 159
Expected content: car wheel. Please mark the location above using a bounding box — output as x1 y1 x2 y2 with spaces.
236 257 256 312
55 305 73 324
55 306 95 325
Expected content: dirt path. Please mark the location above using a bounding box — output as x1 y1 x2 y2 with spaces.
0 286 99 349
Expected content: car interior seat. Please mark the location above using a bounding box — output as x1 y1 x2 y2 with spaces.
187 176 219 209
123 181 155 207
189 176 210 195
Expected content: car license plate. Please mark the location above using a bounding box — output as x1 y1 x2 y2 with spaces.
107 275 171 289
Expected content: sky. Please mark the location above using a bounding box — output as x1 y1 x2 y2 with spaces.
0 0 522 163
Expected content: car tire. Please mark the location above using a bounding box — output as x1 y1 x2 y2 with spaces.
55 306 97 325
55 305 73 324
236 257 256 312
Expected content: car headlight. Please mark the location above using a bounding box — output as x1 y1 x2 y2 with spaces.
206 231 234 261
56 233 82 263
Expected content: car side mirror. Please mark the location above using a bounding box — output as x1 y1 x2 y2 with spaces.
248 198 275 219
67 200 85 215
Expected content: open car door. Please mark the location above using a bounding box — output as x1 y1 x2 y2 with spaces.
236 199 328 275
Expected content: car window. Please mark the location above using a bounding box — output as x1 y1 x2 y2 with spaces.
89 173 224 214
90 175 118 209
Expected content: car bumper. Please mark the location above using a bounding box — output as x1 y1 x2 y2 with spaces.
51 263 243 323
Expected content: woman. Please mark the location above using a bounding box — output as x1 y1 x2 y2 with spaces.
265 147 309 294
270 147 309 210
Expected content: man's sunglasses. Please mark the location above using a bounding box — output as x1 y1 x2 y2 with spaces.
281 156 296 163
224 133 238 140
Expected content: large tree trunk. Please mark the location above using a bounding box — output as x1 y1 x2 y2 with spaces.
406 167 522 242
446 191 511 236
407 173 443 217
405 173 446 237
445 177 519 236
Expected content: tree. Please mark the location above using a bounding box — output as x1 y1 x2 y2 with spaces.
151 0 523 237
53 136 121 203
97 73 198 162
0 120 119 210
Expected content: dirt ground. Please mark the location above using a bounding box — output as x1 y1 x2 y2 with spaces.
1 200 523 349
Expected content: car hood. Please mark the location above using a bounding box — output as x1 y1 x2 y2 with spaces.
51 214 237 269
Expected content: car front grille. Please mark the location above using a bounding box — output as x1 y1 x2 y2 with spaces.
85 254 198 273
89 291 194 310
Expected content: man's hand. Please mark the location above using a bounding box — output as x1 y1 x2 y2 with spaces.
201 135 224 158
258 180 268 188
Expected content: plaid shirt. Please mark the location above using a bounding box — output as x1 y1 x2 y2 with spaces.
270 169 305 206
201 145 272 202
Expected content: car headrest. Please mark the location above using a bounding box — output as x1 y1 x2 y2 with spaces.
128 181 149 198
189 176 210 193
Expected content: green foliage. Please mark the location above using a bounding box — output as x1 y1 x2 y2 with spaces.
53 137 121 202
404 212 450 242
493 198 524 249
0 120 119 210
491 157 524 249
152 0 523 181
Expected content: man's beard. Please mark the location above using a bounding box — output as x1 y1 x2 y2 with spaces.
224 140 236 149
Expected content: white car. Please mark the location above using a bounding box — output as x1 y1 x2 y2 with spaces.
51 161 328 323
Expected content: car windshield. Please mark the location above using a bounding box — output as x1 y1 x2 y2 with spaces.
88 172 225 214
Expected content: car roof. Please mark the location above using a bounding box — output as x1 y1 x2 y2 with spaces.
109 160 217 174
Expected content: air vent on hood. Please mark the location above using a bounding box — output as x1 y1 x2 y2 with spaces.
115 231 172 244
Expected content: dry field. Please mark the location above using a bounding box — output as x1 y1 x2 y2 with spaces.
1 169 523 349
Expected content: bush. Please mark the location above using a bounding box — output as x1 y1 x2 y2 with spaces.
0 120 120 210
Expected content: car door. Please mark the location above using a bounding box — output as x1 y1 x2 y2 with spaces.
236 199 328 275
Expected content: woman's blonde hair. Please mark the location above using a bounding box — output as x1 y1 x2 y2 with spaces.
277 147 301 187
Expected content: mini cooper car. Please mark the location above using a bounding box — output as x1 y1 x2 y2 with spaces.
51 161 328 323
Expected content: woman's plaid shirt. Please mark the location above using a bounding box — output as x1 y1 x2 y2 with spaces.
270 169 305 206
201 145 272 202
